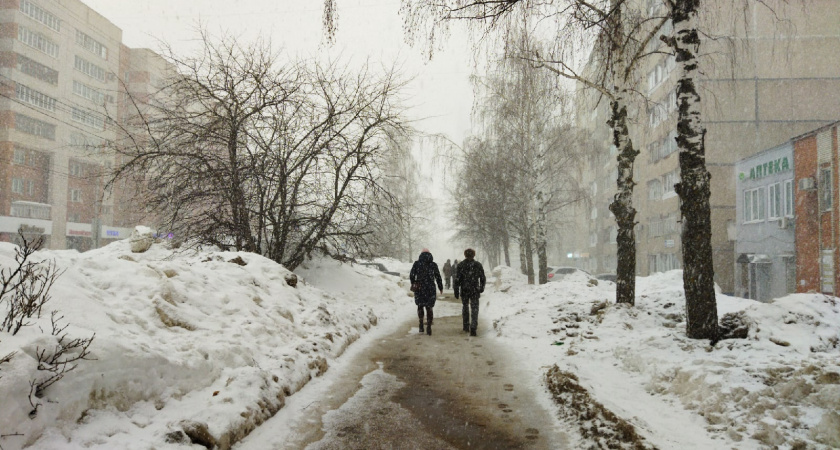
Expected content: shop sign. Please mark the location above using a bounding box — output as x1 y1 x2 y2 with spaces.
738 156 791 181
664 239 675 248
19 224 46 234
66 222 92 237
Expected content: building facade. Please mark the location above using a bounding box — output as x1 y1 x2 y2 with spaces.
570 0 840 293
793 122 840 295
734 142 795 301
0 0 168 250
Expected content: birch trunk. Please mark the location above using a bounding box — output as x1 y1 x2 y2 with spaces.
536 191 549 284
669 0 719 340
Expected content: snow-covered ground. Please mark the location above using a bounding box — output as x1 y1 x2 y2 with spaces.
0 239 409 450
2 239 839 449
482 266 840 449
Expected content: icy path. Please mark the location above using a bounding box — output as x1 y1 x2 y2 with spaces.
236 295 568 449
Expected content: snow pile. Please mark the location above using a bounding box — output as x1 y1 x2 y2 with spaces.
483 269 840 449
0 240 405 450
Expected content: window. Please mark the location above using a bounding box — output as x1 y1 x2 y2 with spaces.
70 189 82 203
69 162 84 177
20 0 61 31
10 201 50 219
13 148 26 165
648 179 662 200
821 249 834 294
17 54 58 85
74 55 105 81
72 80 105 105
663 170 679 195
590 232 598 247
820 168 832 211
11 178 25 194
15 83 56 111
18 26 59 58
609 226 618 244
768 182 782 219
15 113 55 140
744 187 766 223
75 30 107 59
784 179 794 217
71 107 104 129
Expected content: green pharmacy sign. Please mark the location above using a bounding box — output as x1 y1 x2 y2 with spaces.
739 156 791 181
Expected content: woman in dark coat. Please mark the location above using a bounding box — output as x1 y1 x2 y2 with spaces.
410 249 443 335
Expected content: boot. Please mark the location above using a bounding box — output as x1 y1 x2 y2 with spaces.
426 322 432 336
419 320 424 333
469 328 477 337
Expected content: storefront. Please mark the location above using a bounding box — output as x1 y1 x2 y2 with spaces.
734 143 796 301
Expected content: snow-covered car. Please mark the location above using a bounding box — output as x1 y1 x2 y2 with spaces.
595 273 617 283
547 266 591 281
359 262 400 277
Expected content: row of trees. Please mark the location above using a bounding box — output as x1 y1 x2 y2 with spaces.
454 29 586 284
110 33 419 270
322 0 719 339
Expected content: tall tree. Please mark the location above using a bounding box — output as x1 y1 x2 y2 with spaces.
663 0 718 339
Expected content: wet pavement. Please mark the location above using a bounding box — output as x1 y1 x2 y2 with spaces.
241 294 567 450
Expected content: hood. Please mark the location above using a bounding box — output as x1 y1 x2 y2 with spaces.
419 251 433 263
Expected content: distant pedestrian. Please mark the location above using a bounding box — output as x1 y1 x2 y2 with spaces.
453 249 486 336
410 249 444 335
452 259 460 285
442 259 452 289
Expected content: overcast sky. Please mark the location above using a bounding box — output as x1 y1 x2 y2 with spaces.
79 0 476 258
80 0 476 145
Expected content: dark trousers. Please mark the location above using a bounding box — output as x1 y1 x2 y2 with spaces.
445 276 451 289
417 306 433 325
462 295 479 330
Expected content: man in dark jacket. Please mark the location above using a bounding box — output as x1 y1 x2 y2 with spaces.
453 248 486 336
442 259 452 289
410 249 444 335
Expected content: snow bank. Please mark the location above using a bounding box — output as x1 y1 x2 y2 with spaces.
483 269 840 449
0 241 405 450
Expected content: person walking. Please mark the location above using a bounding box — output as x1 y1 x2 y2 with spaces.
452 259 460 286
442 259 452 289
410 249 443 335
453 248 486 336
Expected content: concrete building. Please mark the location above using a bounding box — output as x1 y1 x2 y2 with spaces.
734 142 795 301
0 0 168 250
570 0 840 292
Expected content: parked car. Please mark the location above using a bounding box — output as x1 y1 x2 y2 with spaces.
359 262 400 277
547 266 591 281
595 273 617 283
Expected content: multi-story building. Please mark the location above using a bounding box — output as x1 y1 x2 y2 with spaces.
570 1 840 293
0 0 169 250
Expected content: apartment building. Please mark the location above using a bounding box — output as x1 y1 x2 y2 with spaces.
0 0 168 250
571 0 840 293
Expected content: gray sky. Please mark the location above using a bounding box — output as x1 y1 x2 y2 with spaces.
80 0 475 144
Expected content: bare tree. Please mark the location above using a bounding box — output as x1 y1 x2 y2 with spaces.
111 32 410 270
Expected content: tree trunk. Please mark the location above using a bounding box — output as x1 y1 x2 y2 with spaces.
503 230 511 267
607 97 639 305
524 224 535 284
669 0 719 340
605 0 638 306
536 192 548 284
519 237 527 275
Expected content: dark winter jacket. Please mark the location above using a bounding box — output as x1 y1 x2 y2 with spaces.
442 261 452 277
453 258 486 299
410 252 443 307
